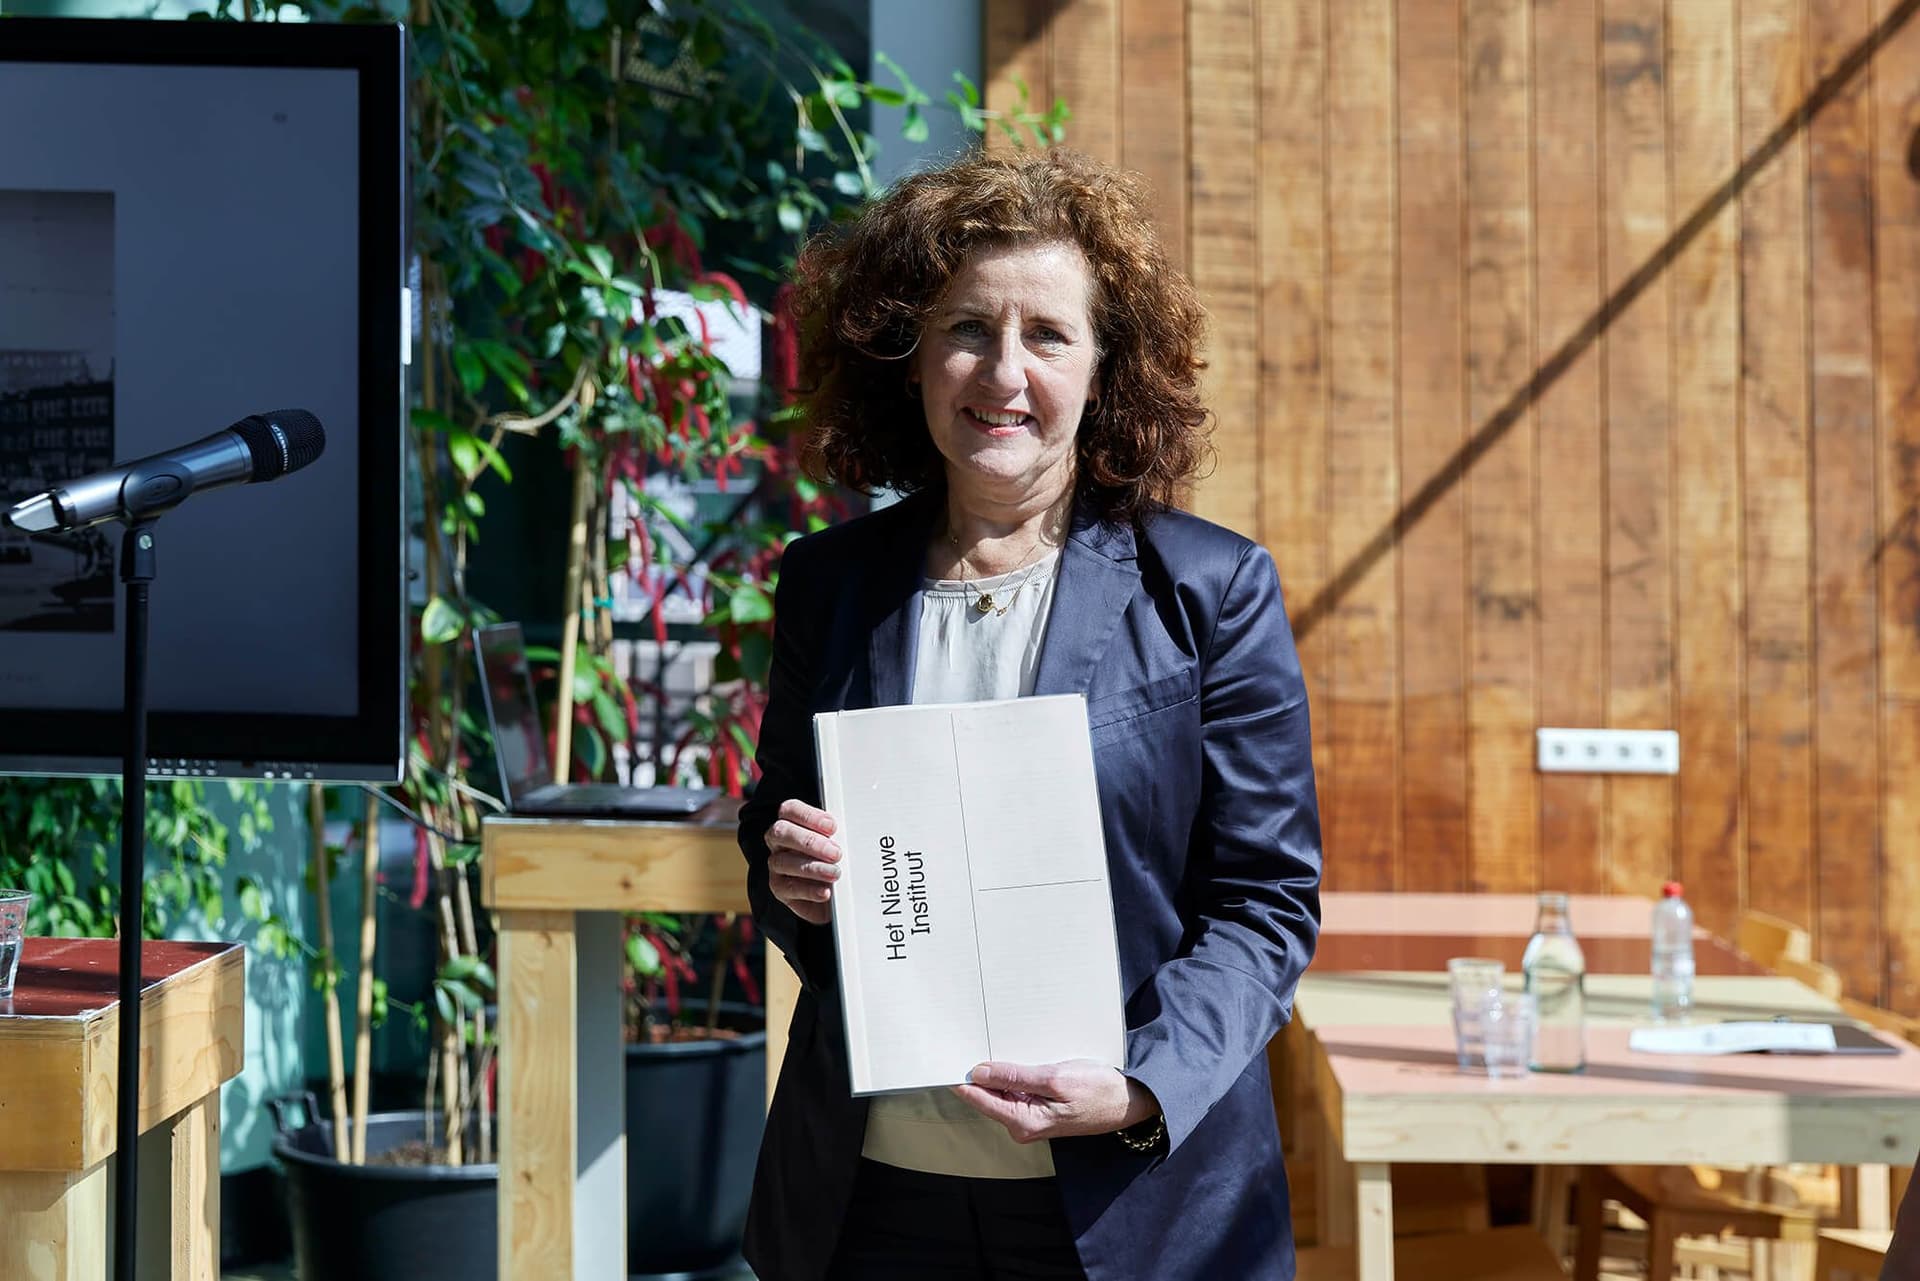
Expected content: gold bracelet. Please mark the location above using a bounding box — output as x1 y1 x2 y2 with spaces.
1116 1113 1166 1153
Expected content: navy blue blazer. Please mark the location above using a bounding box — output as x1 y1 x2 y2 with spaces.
738 488 1323 1281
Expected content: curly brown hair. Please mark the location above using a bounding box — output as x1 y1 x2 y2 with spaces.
790 148 1211 523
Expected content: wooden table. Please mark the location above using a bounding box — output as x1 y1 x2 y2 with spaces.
1277 897 1763 1172
1297 970 1920 1281
0 938 244 1281
481 805 800 1281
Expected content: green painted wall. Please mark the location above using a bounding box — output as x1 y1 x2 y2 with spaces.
159 783 314 1172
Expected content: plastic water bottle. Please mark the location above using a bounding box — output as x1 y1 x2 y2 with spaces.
1523 892 1587 1072
1651 881 1696 1023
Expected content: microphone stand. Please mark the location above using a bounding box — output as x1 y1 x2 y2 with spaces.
3 416 325 1279
113 517 158 1281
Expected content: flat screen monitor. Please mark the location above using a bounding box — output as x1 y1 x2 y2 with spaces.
0 17 405 782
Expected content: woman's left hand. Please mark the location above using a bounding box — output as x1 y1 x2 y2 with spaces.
949 1059 1159 1143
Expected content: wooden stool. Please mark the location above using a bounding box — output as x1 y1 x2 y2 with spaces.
1297 1224 1567 1280
1737 910 1812 968
1770 954 1844 1001
1598 1207 1776 1275
1278 1020 1489 1245
1573 1163 1823 1281
0 938 243 1281
1814 1227 1891 1279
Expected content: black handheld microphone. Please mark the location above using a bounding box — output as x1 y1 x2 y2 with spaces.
1 409 326 532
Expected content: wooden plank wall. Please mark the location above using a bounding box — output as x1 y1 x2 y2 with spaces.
984 0 1920 1013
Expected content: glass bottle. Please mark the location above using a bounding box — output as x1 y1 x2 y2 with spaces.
1523 892 1587 1072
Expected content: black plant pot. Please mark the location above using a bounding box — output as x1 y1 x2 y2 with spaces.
626 1002 767 1279
271 1100 498 1281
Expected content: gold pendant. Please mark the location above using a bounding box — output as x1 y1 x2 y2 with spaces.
974 593 996 615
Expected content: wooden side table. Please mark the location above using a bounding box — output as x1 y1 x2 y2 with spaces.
1298 980 1920 1281
0 938 244 1281
481 806 801 1281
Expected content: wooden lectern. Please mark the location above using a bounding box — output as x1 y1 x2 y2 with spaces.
0 938 244 1281
482 804 801 1281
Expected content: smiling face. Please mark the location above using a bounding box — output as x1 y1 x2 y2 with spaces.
912 240 1101 515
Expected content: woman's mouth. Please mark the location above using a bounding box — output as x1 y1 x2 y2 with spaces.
964 407 1033 436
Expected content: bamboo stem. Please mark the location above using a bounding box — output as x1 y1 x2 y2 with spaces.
422 1037 437 1150
554 452 594 782
412 260 469 1166
423 800 466 1165
351 790 379 1165
449 834 490 1163
591 488 614 656
452 1014 471 1165
705 918 732 1037
309 785 350 1159
440 1018 464 1165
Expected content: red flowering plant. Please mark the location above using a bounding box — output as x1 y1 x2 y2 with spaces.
278 0 1066 1162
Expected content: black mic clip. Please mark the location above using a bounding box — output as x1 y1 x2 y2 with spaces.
119 459 200 522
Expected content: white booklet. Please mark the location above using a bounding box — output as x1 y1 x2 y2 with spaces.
1628 1021 1838 1055
814 694 1127 1095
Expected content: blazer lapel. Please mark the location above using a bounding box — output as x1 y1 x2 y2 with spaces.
863 491 939 708
1031 504 1141 698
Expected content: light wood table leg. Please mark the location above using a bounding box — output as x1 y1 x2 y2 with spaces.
0 1165 108 1280
1318 1109 1357 1247
501 908 577 1281
0 1094 219 1281
1355 1162 1395 1281
765 954 800 1110
500 908 624 1281
1532 1164 1574 1260
134 1094 219 1280
1750 1235 1815 1281
1853 1164 1893 1231
573 912 626 1279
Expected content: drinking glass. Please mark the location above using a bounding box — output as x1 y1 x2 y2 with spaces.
1447 957 1505 1070
0 888 29 1000
1479 991 1536 1080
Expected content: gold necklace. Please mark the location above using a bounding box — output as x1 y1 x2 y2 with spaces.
947 522 1058 617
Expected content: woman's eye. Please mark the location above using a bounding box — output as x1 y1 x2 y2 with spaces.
1032 327 1065 343
952 319 985 337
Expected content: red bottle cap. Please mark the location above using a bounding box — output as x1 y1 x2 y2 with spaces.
1662 881 1684 898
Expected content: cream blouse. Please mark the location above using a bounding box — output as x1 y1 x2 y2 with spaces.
858 548 1064 1180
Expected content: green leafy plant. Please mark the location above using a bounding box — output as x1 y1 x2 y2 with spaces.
0 776 273 940
178 0 1069 1170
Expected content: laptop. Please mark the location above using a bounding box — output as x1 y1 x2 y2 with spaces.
474 622 722 819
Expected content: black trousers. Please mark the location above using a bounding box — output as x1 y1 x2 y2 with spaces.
826 1159 1089 1280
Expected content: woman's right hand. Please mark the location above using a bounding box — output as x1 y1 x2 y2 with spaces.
764 799 841 926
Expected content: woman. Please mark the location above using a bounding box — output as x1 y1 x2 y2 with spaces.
739 148 1322 1281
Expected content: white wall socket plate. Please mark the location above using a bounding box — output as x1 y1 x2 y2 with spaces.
1535 727 1680 775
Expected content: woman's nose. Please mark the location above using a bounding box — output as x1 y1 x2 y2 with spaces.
973 329 1027 394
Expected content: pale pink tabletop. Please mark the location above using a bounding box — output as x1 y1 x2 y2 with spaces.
1321 892 1660 939
1315 1023 1920 1166
1319 1023 1920 1098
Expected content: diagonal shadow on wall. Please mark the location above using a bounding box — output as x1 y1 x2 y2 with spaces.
1290 0 1920 642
